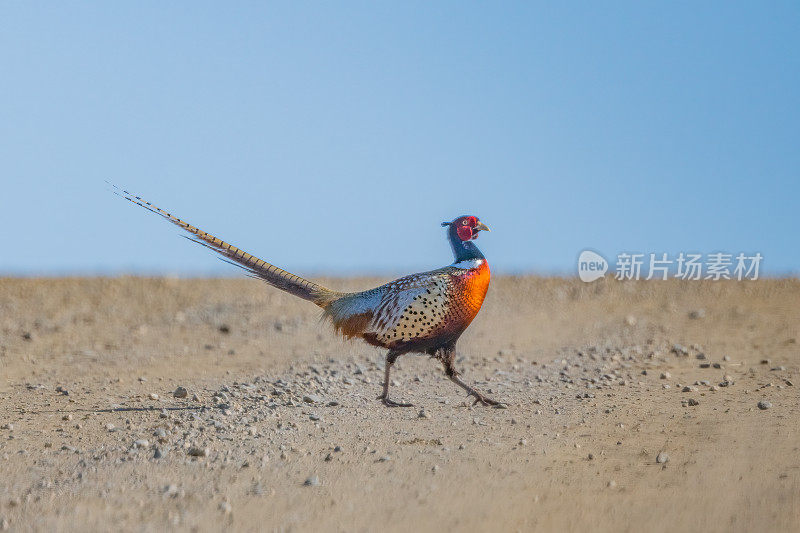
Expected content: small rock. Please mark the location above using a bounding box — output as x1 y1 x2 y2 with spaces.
656 452 669 464
303 394 322 405
0 517 8 531
660 372 671 380
1 424 13 431
187 446 209 457
687 398 699 406
218 324 231 334
607 480 617 488
624 315 637 326
134 439 149 449
62 414 72 421
671 344 689 356
153 447 164 459
173 387 188 399
757 400 772 410
304 475 320 487
149 393 159 401
418 409 431 419
688 309 705 319
219 501 232 514
106 423 116 432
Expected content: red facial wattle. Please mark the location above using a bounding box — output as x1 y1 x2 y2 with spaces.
457 225 473 241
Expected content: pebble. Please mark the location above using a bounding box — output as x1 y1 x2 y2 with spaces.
1 424 13 431
656 452 669 464
219 501 232 514
0 517 7 531
304 475 320 487
62 414 72 421
134 439 149 449
607 480 617 488
173 387 188 399
153 447 164 459
149 393 159 401
757 401 772 410
187 446 209 457
106 423 116 432
687 398 699 406
660 372 671 380
418 409 431 419
671 344 689 356
303 394 322 404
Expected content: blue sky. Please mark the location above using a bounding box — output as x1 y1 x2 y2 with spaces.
1 2 798 276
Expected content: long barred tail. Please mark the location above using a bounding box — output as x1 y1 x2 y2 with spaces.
112 184 341 307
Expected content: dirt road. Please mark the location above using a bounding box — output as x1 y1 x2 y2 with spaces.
0 277 798 531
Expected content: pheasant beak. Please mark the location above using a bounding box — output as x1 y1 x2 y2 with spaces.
475 221 491 232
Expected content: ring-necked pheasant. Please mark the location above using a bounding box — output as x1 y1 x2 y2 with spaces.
115 186 501 407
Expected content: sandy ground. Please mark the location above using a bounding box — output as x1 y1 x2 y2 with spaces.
0 276 798 532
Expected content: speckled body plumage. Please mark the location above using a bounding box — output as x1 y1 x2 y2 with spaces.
116 186 501 407
328 260 490 351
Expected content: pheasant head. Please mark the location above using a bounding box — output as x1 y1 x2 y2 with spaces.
442 215 491 241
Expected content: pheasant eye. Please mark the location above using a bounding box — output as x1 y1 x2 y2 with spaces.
462 219 469 225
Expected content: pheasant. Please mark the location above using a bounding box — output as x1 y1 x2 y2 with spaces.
116 187 500 407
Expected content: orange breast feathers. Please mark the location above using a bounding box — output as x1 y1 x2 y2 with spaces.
448 260 491 327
